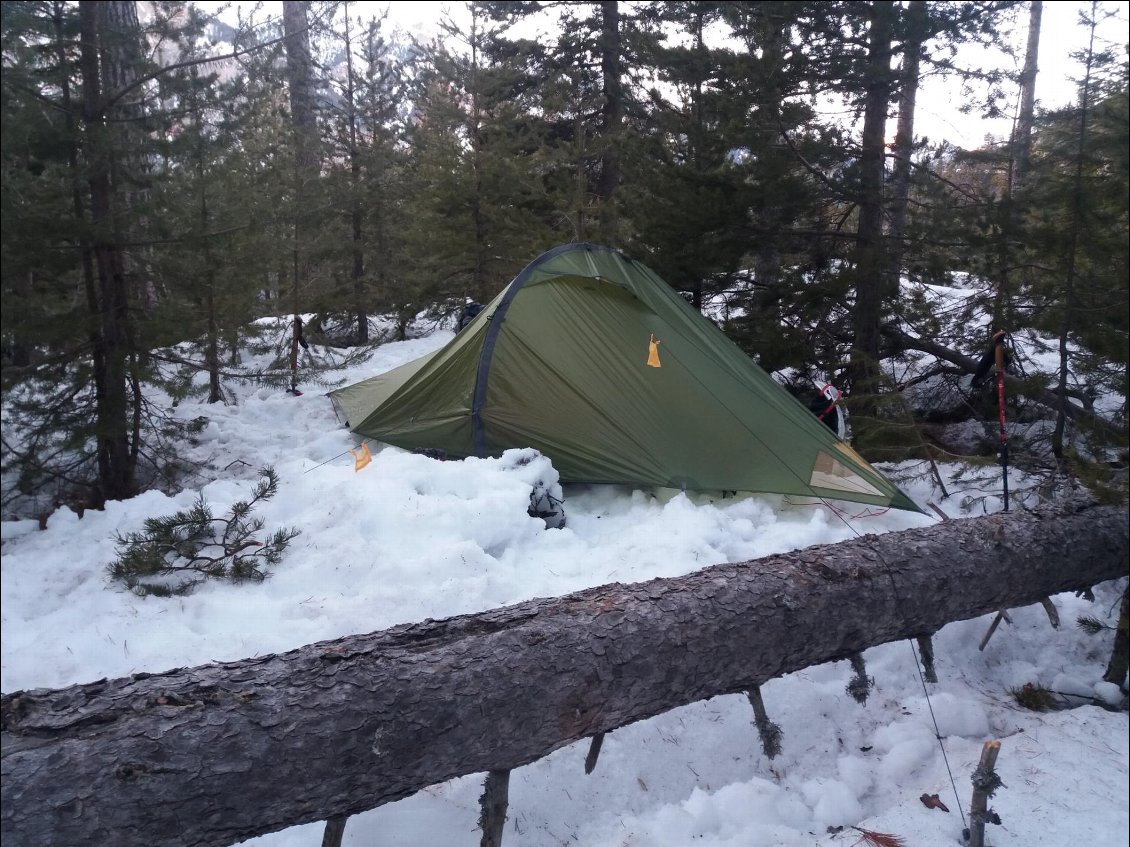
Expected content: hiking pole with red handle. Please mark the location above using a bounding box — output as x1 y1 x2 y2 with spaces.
992 330 1009 513
978 329 1013 651
980 329 1059 651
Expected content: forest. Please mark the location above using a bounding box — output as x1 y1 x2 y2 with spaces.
2 4 1129 845
0 0 1127 516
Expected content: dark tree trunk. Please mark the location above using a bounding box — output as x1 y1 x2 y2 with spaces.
469 7 488 302
750 6 788 300
282 0 319 391
54 1 107 477
847 0 895 407
993 0 1042 328
887 0 925 296
1104 583 1129 686
188 69 223 405
342 6 368 344
204 259 222 403
1013 1 1042 192
2 501 1125 847
596 0 622 241
683 5 709 312
478 769 510 847
320 816 347 847
78 0 137 503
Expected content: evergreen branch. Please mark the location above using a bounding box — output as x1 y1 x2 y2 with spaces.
100 33 291 116
100 1 342 114
1077 615 1113 634
777 124 852 200
108 468 298 597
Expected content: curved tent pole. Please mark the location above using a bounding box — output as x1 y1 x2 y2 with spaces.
471 243 619 456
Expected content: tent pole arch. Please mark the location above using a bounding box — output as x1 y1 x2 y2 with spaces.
471 243 622 457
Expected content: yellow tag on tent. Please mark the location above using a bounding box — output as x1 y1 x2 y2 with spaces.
647 334 662 368
351 442 372 472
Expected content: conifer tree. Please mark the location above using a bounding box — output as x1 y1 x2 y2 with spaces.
1023 4 1128 461
1 0 299 512
295 2 406 345
479 0 653 247
281 0 322 393
399 2 562 321
624 2 753 312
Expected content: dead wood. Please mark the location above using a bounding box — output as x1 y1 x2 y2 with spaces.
2 500 1126 847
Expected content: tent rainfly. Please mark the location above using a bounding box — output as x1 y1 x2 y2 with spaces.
329 244 920 512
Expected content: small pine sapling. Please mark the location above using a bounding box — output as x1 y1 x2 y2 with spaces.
109 467 300 597
1009 682 1055 711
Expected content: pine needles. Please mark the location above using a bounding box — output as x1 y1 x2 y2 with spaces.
109 467 300 597
850 826 907 847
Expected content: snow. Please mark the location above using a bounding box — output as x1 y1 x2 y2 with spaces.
2 323 1127 847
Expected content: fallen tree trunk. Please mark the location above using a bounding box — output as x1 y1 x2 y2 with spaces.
3 500 1127 847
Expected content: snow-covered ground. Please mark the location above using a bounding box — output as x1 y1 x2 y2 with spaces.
2 325 1126 847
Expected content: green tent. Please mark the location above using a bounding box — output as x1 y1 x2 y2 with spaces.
330 244 920 512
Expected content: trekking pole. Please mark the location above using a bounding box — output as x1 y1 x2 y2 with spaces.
978 332 1015 650
992 330 1009 512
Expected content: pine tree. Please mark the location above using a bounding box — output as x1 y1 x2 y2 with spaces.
1023 6 1128 463
1 1 303 514
295 2 409 346
398 2 562 324
623 2 755 313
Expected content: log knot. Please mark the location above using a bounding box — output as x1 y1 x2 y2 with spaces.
0 694 27 731
115 762 149 781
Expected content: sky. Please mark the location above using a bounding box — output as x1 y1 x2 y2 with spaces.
915 0 1130 147
2 287 1127 846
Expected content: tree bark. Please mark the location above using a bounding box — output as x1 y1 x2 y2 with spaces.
282 0 319 391
1103 583 1129 686
993 0 1042 329
887 0 926 296
847 0 895 414
1052 6 1096 460
54 0 108 474
2 501 1126 847
342 4 368 344
468 6 489 302
595 0 622 242
1012 1 1042 195
78 0 138 504
968 739 1003 847
478 769 510 847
